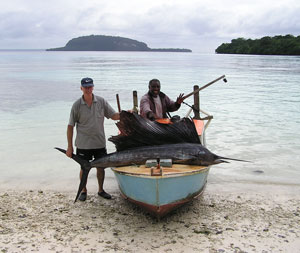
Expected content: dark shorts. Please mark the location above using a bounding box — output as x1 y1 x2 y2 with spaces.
76 148 107 162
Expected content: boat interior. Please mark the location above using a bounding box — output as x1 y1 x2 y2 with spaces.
112 164 209 176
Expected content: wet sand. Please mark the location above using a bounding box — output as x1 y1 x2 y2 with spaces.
1 182 300 252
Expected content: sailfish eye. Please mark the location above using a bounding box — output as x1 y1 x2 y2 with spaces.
198 150 205 156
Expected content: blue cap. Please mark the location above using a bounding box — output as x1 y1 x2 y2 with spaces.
81 77 94 87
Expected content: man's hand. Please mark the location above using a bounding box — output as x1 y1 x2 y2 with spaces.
176 93 184 104
147 111 156 121
66 146 73 158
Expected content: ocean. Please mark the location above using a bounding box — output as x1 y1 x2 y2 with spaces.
0 50 299 192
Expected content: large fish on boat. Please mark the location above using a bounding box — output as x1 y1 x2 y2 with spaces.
109 111 200 151
56 143 236 168
56 111 248 202
55 143 246 202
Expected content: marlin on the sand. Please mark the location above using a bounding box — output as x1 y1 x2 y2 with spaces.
55 111 248 202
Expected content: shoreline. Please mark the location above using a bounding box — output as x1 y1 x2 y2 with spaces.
2 165 300 195
1 182 299 252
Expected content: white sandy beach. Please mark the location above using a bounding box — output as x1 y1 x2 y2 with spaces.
1 181 299 253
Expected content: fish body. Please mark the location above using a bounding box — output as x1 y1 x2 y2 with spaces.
55 143 222 202
55 142 222 171
90 142 220 168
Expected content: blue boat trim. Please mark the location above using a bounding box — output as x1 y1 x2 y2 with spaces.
118 181 207 217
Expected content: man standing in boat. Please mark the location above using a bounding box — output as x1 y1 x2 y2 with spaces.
66 77 120 201
140 79 184 120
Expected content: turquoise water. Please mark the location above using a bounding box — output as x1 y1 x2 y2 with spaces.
0 51 299 191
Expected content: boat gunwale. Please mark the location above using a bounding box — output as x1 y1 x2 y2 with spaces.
111 165 210 178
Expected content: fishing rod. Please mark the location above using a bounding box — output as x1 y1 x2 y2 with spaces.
182 75 227 101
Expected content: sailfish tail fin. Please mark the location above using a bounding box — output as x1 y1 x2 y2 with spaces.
54 147 92 202
54 147 89 166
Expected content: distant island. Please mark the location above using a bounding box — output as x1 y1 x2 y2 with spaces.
46 35 192 52
215 34 300 55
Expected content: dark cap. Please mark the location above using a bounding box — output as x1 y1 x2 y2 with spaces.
81 77 94 87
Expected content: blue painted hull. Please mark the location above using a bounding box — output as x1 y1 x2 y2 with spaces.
112 166 210 217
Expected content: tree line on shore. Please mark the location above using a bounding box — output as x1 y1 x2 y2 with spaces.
215 34 300 55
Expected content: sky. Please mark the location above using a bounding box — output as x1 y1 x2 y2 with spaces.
1 0 300 53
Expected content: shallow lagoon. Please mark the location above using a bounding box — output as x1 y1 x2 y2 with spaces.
0 51 299 191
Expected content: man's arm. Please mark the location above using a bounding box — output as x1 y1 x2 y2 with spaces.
111 112 120 120
66 125 74 157
140 95 155 119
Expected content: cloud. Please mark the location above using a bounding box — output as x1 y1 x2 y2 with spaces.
0 0 299 52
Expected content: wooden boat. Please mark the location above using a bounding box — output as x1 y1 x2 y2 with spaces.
111 116 213 217
111 77 225 217
112 164 210 217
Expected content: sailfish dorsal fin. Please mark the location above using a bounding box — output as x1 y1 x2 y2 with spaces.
109 111 200 151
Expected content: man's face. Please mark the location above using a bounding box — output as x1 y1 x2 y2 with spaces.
81 86 94 95
149 81 160 97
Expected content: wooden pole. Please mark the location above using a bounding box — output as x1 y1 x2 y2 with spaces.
116 94 121 112
193 85 200 119
132 90 138 113
182 75 226 101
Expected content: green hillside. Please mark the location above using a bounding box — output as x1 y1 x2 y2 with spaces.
215 35 300 55
47 35 192 52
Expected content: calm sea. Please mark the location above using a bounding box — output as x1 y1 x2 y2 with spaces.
0 50 299 192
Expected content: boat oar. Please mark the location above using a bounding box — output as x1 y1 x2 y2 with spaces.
182 75 227 101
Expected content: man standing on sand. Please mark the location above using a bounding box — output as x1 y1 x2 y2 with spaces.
140 79 184 120
66 77 120 201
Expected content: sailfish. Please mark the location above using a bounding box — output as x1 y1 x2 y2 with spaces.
55 111 248 202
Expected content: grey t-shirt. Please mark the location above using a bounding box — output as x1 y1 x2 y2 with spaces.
68 95 116 149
